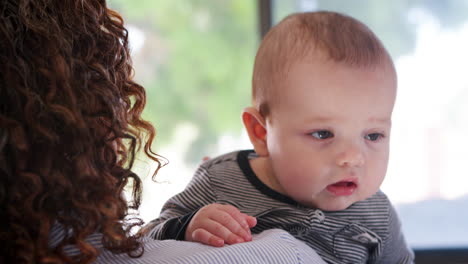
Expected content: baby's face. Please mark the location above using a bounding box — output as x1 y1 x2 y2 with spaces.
264 57 396 211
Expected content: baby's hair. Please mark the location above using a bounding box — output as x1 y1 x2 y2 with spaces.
252 11 393 117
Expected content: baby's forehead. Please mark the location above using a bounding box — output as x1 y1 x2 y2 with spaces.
269 55 397 105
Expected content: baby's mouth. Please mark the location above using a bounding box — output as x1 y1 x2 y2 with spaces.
326 180 357 196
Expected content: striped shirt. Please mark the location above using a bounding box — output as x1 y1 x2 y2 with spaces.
147 150 414 264
49 225 326 263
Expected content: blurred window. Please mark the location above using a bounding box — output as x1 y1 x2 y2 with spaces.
272 0 468 249
109 0 468 249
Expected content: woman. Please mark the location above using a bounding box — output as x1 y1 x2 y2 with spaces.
0 0 324 263
1 0 162 262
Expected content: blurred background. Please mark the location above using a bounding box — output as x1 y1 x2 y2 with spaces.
109 0 468 249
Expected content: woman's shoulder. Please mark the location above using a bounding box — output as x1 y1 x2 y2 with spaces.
95 229 326 264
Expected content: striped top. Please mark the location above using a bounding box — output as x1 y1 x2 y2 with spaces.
147 150 414 264
49 225 326 263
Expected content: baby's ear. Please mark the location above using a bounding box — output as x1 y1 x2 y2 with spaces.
242 107 268 157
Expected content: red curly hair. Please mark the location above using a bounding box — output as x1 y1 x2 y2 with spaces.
0 0 163 263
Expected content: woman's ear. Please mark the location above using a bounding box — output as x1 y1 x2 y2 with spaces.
242 107 269 157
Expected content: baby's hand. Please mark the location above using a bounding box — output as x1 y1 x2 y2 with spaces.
185 203 257 247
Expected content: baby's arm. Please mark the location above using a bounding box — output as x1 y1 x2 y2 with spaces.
185 203 257 247
144 162 257 246
143 164 217 240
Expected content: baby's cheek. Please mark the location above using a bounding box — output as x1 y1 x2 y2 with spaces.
373 164 387 186
283 173 320 197
361 171 385 199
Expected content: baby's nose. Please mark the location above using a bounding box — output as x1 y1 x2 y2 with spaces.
335 143 365 167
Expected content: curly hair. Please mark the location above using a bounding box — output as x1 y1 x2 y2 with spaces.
0 0 164 263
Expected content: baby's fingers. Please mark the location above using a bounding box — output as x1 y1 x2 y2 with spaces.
205 218 246 245
191 228 225 247
212 209 252 242
245 214 257 228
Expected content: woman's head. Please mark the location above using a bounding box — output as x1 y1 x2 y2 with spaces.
0 0 162 262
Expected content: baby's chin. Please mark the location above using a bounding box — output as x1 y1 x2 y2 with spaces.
315 192 376 211
318 202 354 212
300 197 358 212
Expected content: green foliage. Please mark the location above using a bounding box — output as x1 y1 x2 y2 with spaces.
109 0 257 163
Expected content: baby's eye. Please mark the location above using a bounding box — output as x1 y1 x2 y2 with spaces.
310 130 334 140
365 133 384 141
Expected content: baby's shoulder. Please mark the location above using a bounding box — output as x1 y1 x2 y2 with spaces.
203 150 240 165
350 190 392 212
345 190 394 230
366 190 391 203
200 149 252 170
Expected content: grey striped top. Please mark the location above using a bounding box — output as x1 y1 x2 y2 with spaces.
49 225 326 263
147 150 414 264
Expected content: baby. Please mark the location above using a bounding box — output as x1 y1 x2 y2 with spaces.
147 11 414 263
